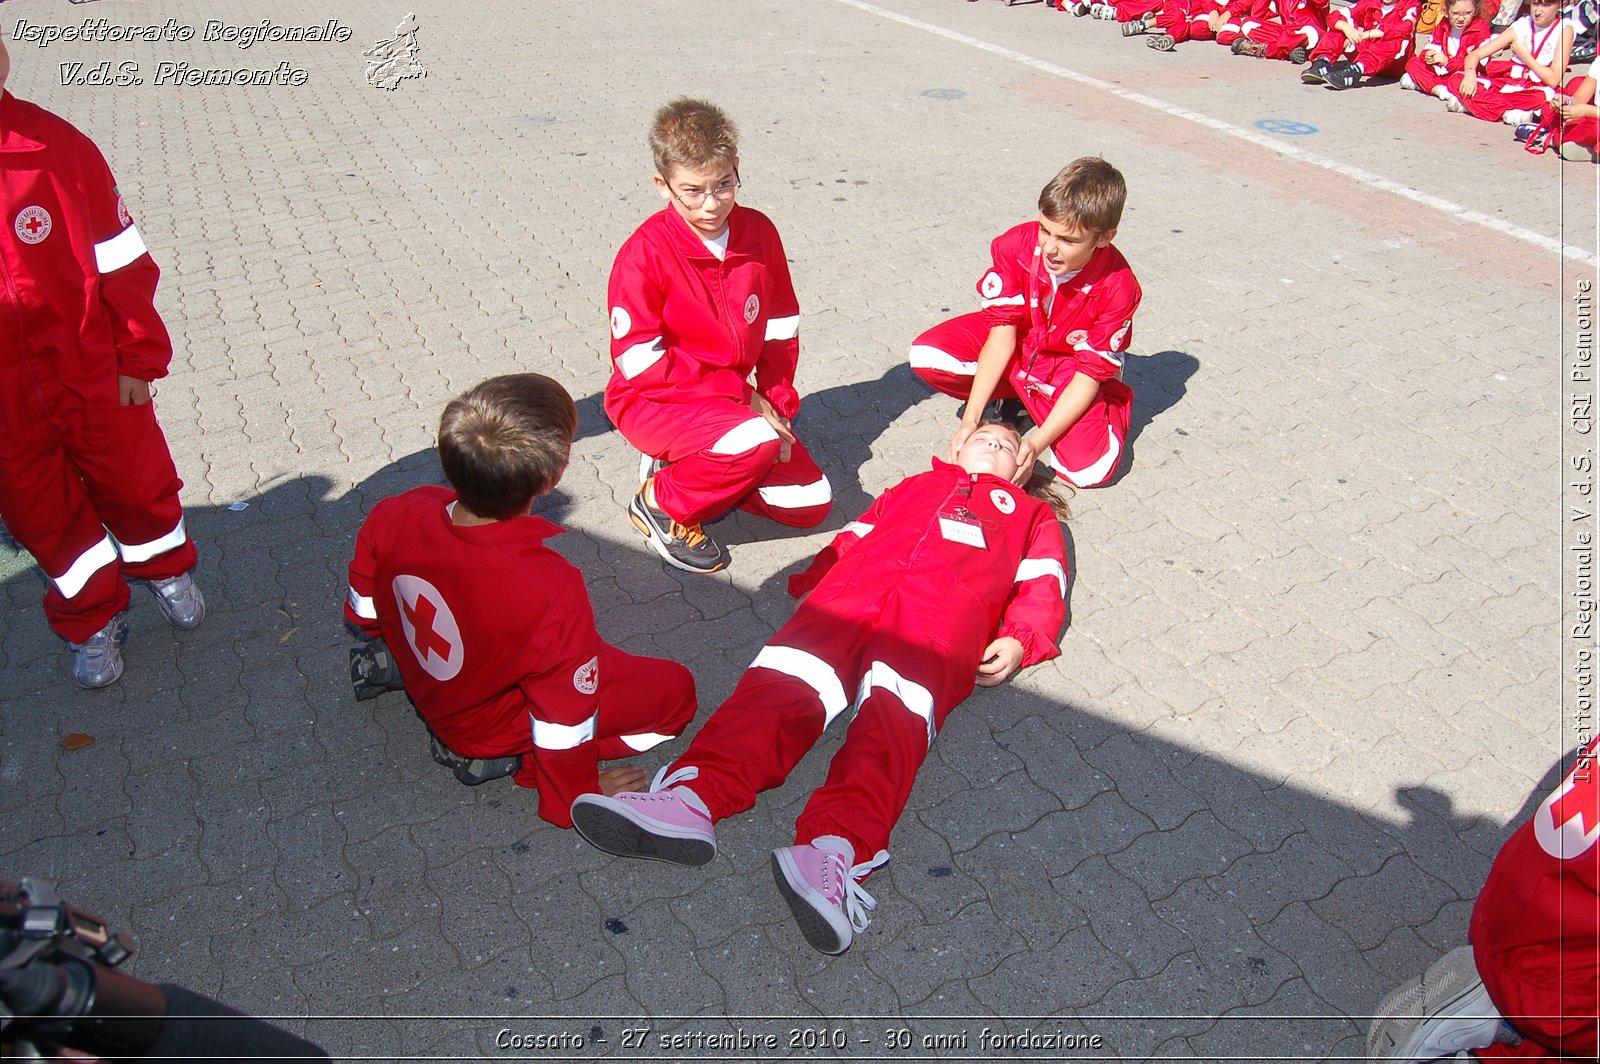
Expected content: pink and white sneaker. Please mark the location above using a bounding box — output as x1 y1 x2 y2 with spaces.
570 766 716 866
770 838 890 955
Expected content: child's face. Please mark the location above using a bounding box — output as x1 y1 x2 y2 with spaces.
1446 0 1476 28
1036 214 1114 277
654 159 740 240
1529 0 1562 25
955 424 1023 480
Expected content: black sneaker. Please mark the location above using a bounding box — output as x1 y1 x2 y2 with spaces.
1288 44 1309 63
430 735 521 786
1231 37 1266 56
1513 122 1538 143
629 477 727 573
350 638 406 701
1301 57 1330 83
1324 60 1360 89
1147 32 1178 49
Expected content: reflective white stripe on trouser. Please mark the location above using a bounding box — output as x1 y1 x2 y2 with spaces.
856 660 936 747
347 586 377 620
764 314 799 341
1014 558 1068 599
1053 426 1122 487
841 521 875 538
617 337 665 379
532 712 597 750
52 534 119 599
909 344 977 377
709 417 781 455
115 516 187 563
94 224 147 273
620 731 674 752
758 474 832 510
749 644 849 726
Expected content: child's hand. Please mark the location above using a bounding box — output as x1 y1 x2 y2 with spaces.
118 374 151 406
751 392 796 463
1010 437 1040 485
598 765 649 796
975 637 1025 687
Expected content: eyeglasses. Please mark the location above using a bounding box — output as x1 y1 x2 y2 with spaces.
670 169 741 210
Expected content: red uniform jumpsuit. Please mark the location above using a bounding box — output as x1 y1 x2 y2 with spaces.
604 204 831 528
345 486 697 829
1531 75 1600 152
1213 0 1280 46
664 460 1068 868
1446 14 1573 124
910 222 1141 489
1470 736 1599 1061
1154 0 1229 44
1403 16 1492 96
1218 0 1331 57
1309 0 1421 76
0 91 196 643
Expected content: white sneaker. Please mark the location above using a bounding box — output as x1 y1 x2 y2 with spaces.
1367 946 1507 1061
1442 92 1466 113
1501 108 1537 125
1089 3 1119 18
147 572 205 630
69 611 130 689
1399 72 1417 90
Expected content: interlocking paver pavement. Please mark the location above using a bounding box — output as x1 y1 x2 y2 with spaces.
2 0 1595 1060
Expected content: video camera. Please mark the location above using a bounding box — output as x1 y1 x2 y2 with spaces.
0 877 328 1062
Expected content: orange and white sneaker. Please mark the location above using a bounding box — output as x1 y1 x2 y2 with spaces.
628 477 726 574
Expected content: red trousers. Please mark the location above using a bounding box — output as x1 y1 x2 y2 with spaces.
1309 31 1412 75
1154 0 1221 41
0 398 196 642
1115 0 1163 20
1218 18 1324 56
1445 61 1554 121
613 392 831 528
671 603 977 867
1537 76 1600 149
1404 53 1457 94
911 312 1131 489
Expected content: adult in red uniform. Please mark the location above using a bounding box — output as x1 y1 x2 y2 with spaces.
606 99 831 575
573 424 1069 954
1368 736 1599 1061
0 29 201 687
910 159 1140 490
345 375 696 829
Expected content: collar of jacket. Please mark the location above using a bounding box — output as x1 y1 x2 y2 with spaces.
0 93 47 153
660 202 751 262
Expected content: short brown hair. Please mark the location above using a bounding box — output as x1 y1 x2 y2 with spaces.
649 98 739 181
437 374 576 521
1038 158 1127 235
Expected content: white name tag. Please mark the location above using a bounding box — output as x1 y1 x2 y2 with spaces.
939 517 988 549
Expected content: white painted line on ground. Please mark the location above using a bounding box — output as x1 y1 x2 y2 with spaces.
837 0 1598 266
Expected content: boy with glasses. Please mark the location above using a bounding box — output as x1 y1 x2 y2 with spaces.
604 98 832 575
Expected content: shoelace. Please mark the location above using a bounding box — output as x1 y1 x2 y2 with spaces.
670 521 709 548
650 764 700 792
830 848 891 933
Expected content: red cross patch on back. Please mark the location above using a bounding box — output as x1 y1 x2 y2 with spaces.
392 574 464 682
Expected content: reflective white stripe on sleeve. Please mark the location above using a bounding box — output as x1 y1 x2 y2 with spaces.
347 586 377 620
980 294 1025 308
841 521 875 538
619 731 674 752
909 344 977 377
531 712 597 751
617 337 665 379
1086 345 1126 368
757 474 832 510
764 314 800 341
115 517 187 563
53 535 119 599
1014 558 1068 600
749 644 849 726
710 417 781 455
858 660 937 746
94 224 148 274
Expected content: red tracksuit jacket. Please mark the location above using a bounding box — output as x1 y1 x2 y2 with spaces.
604 204 802 422
977 221 1142 406
0 90 171 421
789 459 1068 670
345 486 612 827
